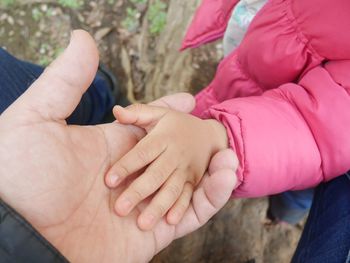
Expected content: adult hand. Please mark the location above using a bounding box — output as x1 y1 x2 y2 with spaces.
0 30 237 262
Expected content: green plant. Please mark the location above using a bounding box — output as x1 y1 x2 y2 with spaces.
46 7 56 17
0 0 16 6
130 0 147 4
53 47 65 58
58 0 83 9
32 8 43 21
38 56 51 66
122 7 140 31
38 46 64 66
148 0 167 35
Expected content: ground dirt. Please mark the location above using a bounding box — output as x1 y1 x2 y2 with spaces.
0 0 303 262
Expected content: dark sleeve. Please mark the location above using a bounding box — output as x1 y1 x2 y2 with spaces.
0 199 69 263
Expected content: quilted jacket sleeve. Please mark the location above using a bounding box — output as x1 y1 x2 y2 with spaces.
202 61 350 198
181 0 240 50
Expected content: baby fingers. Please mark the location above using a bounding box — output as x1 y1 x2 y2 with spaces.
113 104 168 131
137 170 186 231
106 135 166 188
114 151 177 216
167 182 194 225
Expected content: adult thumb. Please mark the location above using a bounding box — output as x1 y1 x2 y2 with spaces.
8 30 99 122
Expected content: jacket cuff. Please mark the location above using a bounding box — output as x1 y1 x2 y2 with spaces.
0 199 68 262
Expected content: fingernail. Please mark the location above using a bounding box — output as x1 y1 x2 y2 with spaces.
109 174 120 186
118 198 132 213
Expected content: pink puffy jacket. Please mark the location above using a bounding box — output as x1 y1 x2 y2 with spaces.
182 0 350 197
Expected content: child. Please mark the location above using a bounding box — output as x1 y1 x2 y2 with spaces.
106 0 350 230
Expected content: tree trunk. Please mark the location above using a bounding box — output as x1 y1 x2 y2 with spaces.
118 0 207 103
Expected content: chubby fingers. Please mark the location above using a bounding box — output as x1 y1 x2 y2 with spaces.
166 182 194 225
114 150 177 216
174 169 236 239
149 93 195 113
137 170 187 230
113 104 168 131
172 151 238 238
105 135 166 188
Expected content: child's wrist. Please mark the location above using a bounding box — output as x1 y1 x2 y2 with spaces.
204 119 229 153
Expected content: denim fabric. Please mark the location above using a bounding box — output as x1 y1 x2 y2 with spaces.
269 189 314 225
0 48 114 124
292 174 350 263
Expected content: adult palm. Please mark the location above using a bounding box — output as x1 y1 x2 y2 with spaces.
0 31 237 262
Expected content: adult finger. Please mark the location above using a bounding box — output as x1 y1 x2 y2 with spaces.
10 30 99 122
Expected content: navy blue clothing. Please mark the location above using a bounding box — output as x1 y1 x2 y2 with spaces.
292 174 350 263
0 48 114 125
269 189 314 225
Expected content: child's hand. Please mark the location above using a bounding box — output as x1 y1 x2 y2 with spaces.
106 104 228 230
